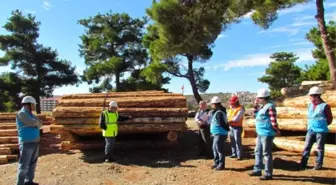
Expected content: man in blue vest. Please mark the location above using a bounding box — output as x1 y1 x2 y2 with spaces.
99 101 131 162
209 96 229 171
300 86 333 170
248 89 280 181
16 96 42 185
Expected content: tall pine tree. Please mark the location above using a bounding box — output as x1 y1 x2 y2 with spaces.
0 10 79 113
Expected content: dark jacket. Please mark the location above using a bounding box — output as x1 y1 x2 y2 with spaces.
99 111 130 130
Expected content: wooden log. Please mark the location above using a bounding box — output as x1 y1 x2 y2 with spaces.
50 123 187 136
0 144 19 149
0 148 11 155
0 136 18 144
277 107 336 119
58 96 186 108
166 131 178 142
52 107 188 118
61 91 182 99
283 90 336 108
60 130 78 142
242 128 257 138
243 118 336 133
273 137 336 158
0 155 8 164
0 129 18 137
0 114 47 121
53 117 187 125
6 155 18 161
0 123 17 129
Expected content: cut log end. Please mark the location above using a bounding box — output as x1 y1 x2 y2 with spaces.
166 131 178 142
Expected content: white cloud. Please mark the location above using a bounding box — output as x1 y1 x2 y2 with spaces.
206 49 314 71
243 11 255 19
218 34 227 39
325 2 336 8
24 9 36 14
42 0 52 10
270 41 311 49
278 3 314 16
325 12 336 21
259 26 300 35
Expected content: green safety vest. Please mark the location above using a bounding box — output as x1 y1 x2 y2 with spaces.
102 111 119 137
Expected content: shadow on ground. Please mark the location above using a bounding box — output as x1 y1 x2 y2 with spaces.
274 174 336 184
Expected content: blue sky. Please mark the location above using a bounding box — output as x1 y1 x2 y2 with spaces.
0 0 335 96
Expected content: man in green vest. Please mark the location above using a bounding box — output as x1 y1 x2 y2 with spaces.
99 101 132 162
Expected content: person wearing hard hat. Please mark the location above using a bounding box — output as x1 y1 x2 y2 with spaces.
248 89 280 181
16 96 43 185
300 86 333 170
209 96 229 171
99 101 132 162
194 100 212 158
227 95 245 160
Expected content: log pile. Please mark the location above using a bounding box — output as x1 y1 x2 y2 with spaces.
0 113 53 164
50 91 188 151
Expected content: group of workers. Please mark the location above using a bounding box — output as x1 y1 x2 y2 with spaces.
14 85 333 184
194 86 333 180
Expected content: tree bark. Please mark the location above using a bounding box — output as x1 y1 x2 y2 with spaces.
315 0 336 86
115 71 120 92
187 55 203 103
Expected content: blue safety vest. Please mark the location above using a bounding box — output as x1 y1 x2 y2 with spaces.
255 103 276 136
307 103 328 133
210 110 228 135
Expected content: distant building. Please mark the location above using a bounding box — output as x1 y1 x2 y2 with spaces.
40 96 62 112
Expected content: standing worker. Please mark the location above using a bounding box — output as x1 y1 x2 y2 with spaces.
16 96 42 185
194 101 212 158
300 86 333 170
248 89 280 180
210 96 230 171
99 101 132 162
227 95 245 160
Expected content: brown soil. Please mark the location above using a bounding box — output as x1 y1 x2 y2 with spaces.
0 120 335 185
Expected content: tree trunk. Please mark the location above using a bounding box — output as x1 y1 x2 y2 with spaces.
187 55 203 103
115 72 120 92
315 0 336 86
35 94 41 114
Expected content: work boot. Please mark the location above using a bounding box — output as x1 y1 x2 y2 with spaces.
236 157 243 161
228 155 237 159
24 182 39 185
215 165 225 171
260 175 273 180
210 164 218 169
313 164 323 170
248 171 262 177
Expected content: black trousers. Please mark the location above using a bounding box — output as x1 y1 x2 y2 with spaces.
198 126 213 158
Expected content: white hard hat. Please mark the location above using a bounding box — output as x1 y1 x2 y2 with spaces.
211 96 221 104
308 86 322 95
22 96 37 104
109 101 118 107
257 89 270 98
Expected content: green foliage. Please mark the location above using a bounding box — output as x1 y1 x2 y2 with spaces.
79 12 148 92
258 52 302 99
249 0 309 29
301 21 335 81
144 0 243 102
0 10 79 113
0 72 22 111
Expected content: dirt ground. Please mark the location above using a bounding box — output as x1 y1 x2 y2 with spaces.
1 120 335 185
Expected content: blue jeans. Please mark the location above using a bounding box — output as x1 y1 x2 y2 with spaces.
253 135 274 177
17 142 39 185
301 130 327 167
212 135 227 167
229 126 243 158
105 137 116 160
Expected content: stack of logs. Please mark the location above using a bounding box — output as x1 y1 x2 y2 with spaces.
0 113 52 164
242 81 336 158
50 91 188 151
